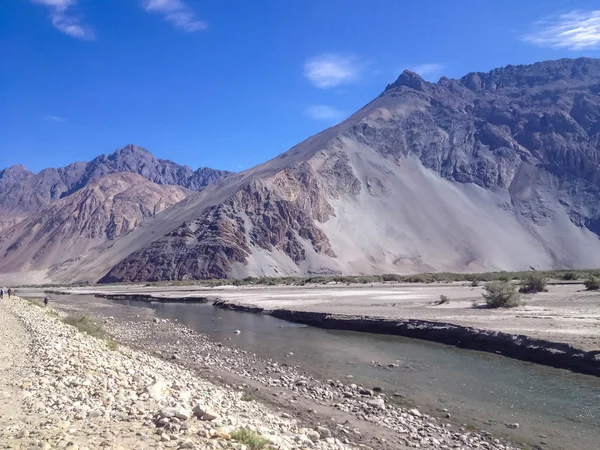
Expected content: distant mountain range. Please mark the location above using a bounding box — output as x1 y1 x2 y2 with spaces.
0 144 231 232
2 57 600 284
0 146 231 279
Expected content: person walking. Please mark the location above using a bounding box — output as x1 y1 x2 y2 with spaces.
0 288 3 299
7 288 11 299
44 296 49 307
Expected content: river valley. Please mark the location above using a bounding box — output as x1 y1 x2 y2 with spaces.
21 288 600 450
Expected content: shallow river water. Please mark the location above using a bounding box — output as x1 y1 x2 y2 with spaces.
26 292 600 450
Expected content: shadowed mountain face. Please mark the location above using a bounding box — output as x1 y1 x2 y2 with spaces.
0 173 189 273
94 58 600 283
0 145 231 232
5 57 600 284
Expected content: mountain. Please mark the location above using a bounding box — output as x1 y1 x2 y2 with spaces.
0 145 231 232
0 173 189 274
24 58 600 283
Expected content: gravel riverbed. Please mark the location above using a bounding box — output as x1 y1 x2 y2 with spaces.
0 296 520 449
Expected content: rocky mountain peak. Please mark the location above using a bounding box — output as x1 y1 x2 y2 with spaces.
109 144 153 159
385 70 428 92
0 165 32 181
459 57 600 92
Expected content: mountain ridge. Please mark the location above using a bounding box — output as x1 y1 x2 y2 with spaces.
98 57 600 282
0 172 189 274
0 144 232 232
3 57 600 284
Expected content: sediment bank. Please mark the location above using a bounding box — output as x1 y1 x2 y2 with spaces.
213 300 600 377
93 293 214 304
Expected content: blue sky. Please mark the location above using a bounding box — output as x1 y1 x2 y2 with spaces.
1 0 600 173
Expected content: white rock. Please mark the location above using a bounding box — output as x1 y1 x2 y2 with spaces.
367 398 386 410
145 380 168 401
307 430 320 442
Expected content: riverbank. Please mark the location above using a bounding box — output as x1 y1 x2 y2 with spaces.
14 292 525 450
212 299 600 377
0 297 356 450
40 282 600 374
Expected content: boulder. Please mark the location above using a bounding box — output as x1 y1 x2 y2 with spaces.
145 380 168 401
367 398 386 410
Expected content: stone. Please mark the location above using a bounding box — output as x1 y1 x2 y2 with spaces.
145 380 168 401
506 423 520 429
408 408 422 417
307 430 320 442
367 398 386 410
316 426 331 439
213 428 230 440
201 411 218 421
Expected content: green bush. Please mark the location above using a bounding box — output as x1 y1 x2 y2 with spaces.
382 274 401 282
63 315 106 338
471 280 480 287
584 276 600 291
481 281 520 308
230 429 270 450
519 275 548 294
561 272 579 281
241 392 255 402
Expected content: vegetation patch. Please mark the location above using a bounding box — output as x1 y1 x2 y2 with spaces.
561 272 579 281
519 275 548 294
45 309 60 317
583 276 600 291
105 339 119 351
241 392 255 402
62 315 106 338
230 428 270 450
24 297 45 308
481 281 520 308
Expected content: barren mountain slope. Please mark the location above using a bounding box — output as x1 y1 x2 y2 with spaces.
52 57 600 283
0 145 231 232
0 173 189 273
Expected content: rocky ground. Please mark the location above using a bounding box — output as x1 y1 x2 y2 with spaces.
0 297 354 450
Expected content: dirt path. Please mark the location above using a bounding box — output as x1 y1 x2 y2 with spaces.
0 298 31 440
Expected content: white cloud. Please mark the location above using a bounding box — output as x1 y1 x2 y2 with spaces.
30 0 94 40
45 115 68 122
523 10 600 50
303 54 361 88
142 0 207 32
409 63 444 77
304 105 345 121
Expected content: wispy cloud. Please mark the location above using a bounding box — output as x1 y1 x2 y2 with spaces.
303 54 362 88
30 0 94 40
523 10 600 50
45 115 68 122
142 0 207 32
304 105 345 121
409 63 444 78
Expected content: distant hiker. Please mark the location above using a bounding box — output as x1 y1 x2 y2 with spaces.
0 289 3 299
7 288 11 299
44 296 49 307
